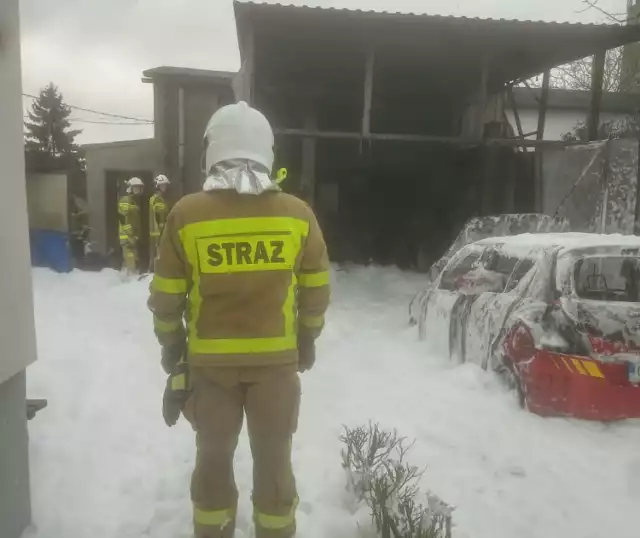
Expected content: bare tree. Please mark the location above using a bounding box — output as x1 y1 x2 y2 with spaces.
549 47 623 92
556 1 640 138
578 0 627 24
530 1 633 92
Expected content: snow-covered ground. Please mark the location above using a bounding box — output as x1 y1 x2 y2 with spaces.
25 266 640 538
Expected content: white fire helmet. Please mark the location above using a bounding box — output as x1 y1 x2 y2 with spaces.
203 101 274 174
127 177 144 193
154 174 170 188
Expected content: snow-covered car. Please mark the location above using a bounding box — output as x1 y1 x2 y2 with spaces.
412 233 640 421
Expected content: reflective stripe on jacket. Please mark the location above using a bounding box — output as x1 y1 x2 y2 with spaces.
118 195 141 244
147 190 330 368
149 193 169 238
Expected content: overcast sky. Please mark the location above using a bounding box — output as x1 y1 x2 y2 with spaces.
19 0 627 143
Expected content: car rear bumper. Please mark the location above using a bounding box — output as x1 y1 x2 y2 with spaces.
519 350 640 421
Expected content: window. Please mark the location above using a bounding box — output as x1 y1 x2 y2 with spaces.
574 256 640 303
440 246 537 295
439 249 482 291
488 253 521 275
504 259 536 293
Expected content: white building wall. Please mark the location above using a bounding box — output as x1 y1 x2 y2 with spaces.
0 0 37 384
0 1 37 537
506 109 628 140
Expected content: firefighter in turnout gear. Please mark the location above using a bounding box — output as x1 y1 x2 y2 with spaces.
148 101 330 538
118 177 144 275
149 174 171 271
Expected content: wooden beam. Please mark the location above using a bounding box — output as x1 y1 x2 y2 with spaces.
513 130 538 139
301 113 317 205
240 25 255 105
588 50 606 141
534 71 550 214
536 70 551 141
506 85 525 139
275 128 361 140
504 153 517 213
178 87 185 179
475 56 491 140
534 149 544 213
273 127 592 148
521 80 542 105
482 148 499 214
362 50 375 136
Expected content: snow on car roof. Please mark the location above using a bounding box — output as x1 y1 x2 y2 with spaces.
474 233 640 256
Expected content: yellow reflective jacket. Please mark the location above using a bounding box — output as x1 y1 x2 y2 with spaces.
118 195 141 245
149 193 170 238
148 190 330 368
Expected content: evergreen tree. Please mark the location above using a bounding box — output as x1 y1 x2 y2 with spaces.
24 83 82 171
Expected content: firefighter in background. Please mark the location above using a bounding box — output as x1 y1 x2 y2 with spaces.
149 174 172 271
118 177 144 275
148 101 330 538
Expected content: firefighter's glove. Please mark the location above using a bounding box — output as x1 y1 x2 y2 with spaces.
162 360 189 427
298 336 316 373
161 342 185 374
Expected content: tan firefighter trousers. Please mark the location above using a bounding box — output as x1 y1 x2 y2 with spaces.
183 364 301 538
149 236 160 273
121 244 138 275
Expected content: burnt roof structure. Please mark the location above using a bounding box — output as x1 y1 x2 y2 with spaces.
233 1 640 147
234 1 640 96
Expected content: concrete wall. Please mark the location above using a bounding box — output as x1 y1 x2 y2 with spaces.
85 139 160 255
154 79 235 196
0 0 37 536
156 83 180 196
0 372 31 538
26 173 69 231
0 0 38 383
183 86 224 193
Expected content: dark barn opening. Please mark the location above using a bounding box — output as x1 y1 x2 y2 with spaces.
252 30 534 269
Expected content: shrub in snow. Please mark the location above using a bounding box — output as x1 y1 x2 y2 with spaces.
341 423 454 538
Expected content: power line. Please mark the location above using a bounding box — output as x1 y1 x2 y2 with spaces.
22 92 153 123
69 118 154 126
23 115 152 126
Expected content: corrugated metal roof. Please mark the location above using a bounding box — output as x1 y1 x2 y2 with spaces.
234 0 625 28
142 66 236 81
233 1 640 96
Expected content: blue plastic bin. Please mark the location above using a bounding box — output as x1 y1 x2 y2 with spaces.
30 229 72 273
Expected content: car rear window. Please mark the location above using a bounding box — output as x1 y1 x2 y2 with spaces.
574 256 640 303
439 250 482 290
485 252 525 275
440 247 536 293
